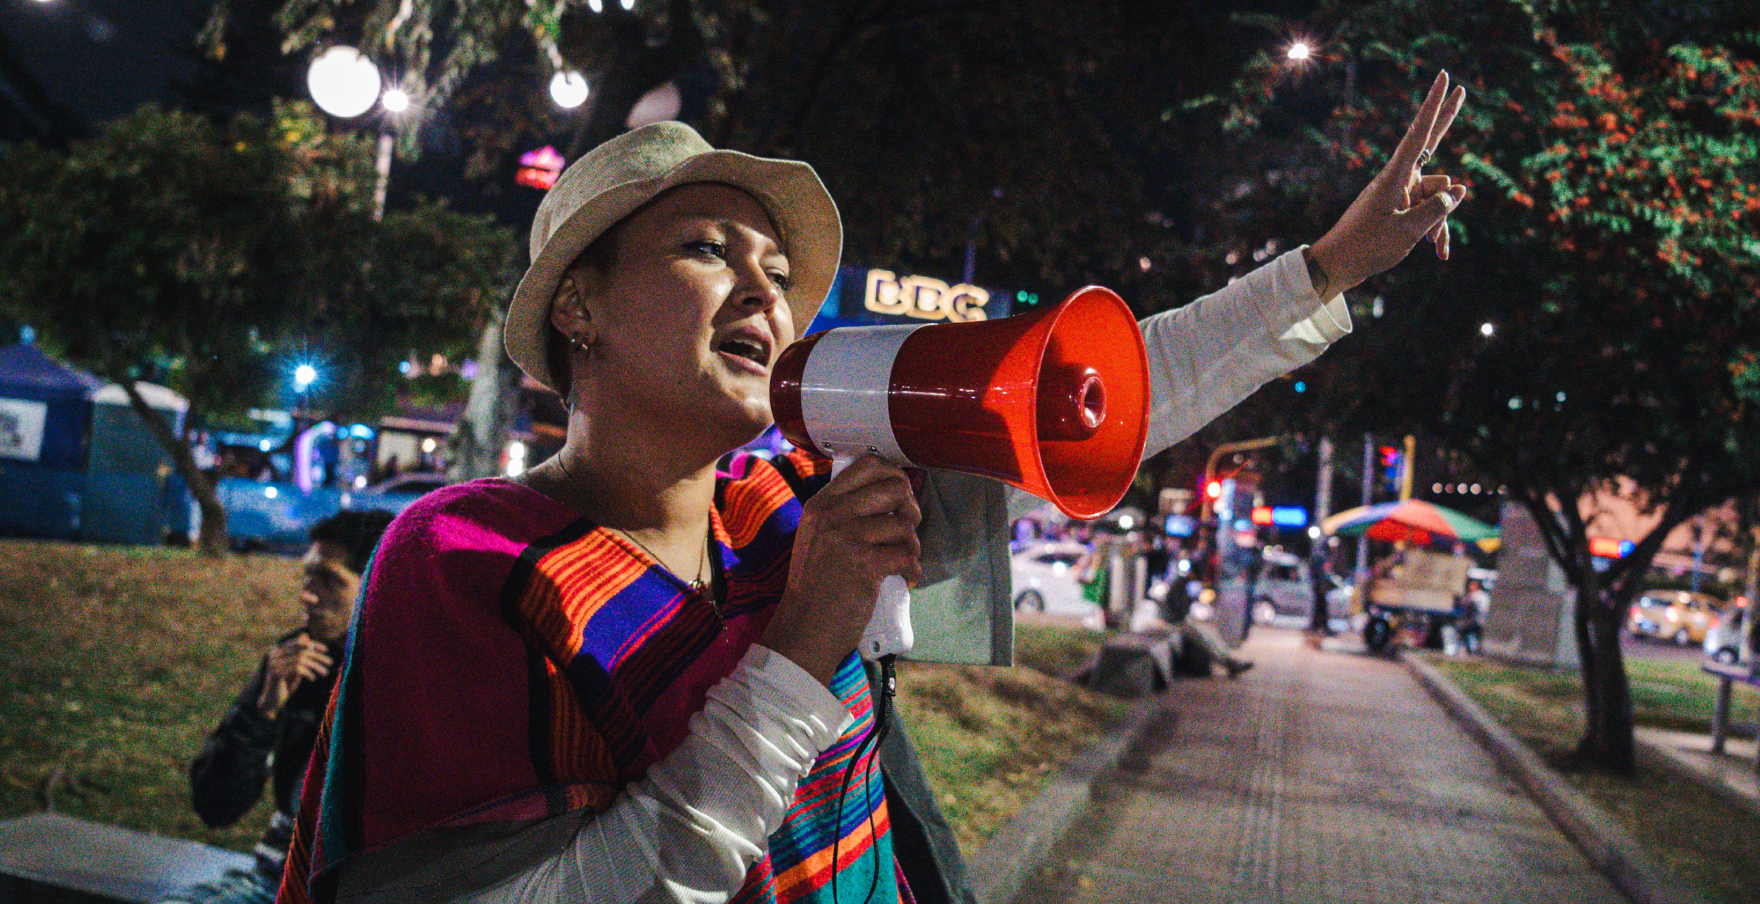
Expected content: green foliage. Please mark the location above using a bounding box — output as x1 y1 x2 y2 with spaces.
0 102 517 425
254 0 1282 307
1205 0 1760 769
299 199 519 417
0 105 315 416
1211 0 1760 568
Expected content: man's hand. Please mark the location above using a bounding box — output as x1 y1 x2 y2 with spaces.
254 634 334 718
1307 71 1469 300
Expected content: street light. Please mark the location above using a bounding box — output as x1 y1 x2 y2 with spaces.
307 47 408 220
549 71 590 109
306 47 381 118
1480 322 1495 337
1286 41 1312 62
294 364 318 391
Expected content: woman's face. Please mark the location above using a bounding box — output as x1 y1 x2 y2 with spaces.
566 183 797 443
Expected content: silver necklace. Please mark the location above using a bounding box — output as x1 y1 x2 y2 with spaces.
613 525 711 595
551 455 712 595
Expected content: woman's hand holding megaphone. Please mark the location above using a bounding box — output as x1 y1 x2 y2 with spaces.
1305 70 1469 301
762 454 923 687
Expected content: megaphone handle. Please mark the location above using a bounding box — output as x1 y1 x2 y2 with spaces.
830 454 915 660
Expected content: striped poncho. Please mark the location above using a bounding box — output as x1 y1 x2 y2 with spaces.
278 448 907 903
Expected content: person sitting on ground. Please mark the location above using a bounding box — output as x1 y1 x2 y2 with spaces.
1182 616 1255 678
1132 588 1252 679
156 511 394 904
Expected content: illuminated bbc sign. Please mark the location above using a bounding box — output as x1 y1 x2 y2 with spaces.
863 269 992 323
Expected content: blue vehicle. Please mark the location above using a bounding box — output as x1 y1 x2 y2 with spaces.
218 471 449 550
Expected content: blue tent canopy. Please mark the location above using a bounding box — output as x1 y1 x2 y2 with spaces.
0 344 187 543
0 344 104 470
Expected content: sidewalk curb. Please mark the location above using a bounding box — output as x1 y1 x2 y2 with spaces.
967 694 1162 904
1400 651 1706 904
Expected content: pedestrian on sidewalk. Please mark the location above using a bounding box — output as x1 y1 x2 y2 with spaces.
280 71 1467 904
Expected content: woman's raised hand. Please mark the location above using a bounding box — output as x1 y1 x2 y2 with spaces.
763 455 923 686
1306 71 1468 300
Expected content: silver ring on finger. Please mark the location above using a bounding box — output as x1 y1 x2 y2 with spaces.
1416 148 1433 168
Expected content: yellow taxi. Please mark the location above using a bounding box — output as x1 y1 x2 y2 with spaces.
1626 590 1727 646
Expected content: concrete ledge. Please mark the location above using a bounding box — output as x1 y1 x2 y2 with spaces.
1634 728 1760 822
968 695 1161 904
1401 651 1707 904
0 812 254 903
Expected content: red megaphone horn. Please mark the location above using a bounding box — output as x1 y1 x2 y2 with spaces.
770 286 1148 659
770 285 1150 521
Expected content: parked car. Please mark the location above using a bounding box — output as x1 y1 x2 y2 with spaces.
1252 549 1352 624
1625 594 1669 640
1703 605 1750 664
1010 542 1103 630
219 471 447 550
342 471 451 514
1626 590 1725 646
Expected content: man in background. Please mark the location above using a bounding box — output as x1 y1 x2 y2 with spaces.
156 511 394 904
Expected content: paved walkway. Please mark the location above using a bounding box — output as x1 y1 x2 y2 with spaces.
1638 726 1759 811
1013 628 1628 904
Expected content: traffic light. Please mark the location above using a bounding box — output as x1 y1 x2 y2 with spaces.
1379 445 1403 493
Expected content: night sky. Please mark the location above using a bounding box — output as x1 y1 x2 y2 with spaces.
0 0 1328 230
1 0 204 128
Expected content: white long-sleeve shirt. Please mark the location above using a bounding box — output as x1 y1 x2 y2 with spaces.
333 249 1350 904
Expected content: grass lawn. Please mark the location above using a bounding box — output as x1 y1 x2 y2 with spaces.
1427 653 1760 904
0 539 301 852
0 538 1123 855
897 627 1126 852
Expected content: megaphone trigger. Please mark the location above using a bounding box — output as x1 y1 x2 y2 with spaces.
829 454 915 661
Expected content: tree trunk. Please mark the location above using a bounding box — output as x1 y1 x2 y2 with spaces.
1572 578 1600 754
1576 589 1637 774
117 381 229 557
448 314 516 482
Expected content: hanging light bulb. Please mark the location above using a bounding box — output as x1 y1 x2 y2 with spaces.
550 71 590 109
307 46 382 118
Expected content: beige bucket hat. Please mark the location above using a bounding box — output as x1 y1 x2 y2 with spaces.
504 121 843 393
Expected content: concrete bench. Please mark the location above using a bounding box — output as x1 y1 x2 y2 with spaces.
1703 659 1760 776
0 812 254 904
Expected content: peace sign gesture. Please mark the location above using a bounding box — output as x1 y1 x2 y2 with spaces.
1305 71 1468 301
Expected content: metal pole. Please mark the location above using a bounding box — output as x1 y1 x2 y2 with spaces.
1315 437 1335 526
1200 436 1279 521
373 130 394 222
1310 436 1336 632
1356 433 1372 587
1398 434 1416 501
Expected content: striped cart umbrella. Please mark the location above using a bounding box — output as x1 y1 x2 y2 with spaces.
1320 499 1499 547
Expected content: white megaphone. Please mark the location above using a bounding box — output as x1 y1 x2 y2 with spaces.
770 286 1150 659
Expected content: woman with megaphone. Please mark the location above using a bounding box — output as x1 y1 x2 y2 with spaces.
279 72 1467 904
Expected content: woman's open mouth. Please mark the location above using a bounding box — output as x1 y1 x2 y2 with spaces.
716 336 771 375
